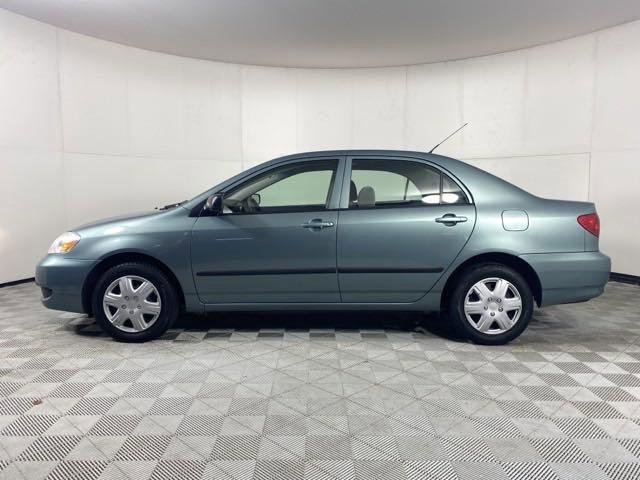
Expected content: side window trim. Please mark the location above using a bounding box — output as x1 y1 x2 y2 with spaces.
221 156 346 215
340 155 472 210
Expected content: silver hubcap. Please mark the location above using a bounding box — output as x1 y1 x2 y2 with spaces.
463 277 522 335
102 275 161 333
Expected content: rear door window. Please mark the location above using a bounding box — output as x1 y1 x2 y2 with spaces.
349 159 468 208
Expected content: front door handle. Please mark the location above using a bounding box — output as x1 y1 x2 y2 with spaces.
302 219 335 230
435 214 468 226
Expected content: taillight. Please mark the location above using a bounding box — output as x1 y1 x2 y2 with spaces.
578 213 600 237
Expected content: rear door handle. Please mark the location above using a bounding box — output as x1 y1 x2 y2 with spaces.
302 219 335 230
435 214 468 225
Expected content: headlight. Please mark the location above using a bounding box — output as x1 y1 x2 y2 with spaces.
48 232 81 254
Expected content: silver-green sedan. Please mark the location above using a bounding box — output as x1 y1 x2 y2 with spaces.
36 150 610 344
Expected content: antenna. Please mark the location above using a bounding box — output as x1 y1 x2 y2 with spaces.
428 122 468 154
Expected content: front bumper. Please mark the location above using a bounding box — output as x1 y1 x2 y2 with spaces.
520 251 611 307
35 255 96 313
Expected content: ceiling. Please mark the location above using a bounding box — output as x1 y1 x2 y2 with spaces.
2 0 640 68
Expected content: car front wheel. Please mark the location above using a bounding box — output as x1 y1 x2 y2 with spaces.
448 263 533 345
92 262 179 342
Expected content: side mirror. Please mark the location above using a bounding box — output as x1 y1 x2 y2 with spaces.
204 194 223 214
250 193 261 206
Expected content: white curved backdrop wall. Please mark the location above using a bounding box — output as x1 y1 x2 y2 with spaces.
1 7 639 283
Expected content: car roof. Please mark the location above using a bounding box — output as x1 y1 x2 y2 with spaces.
287 149 428 156
267 149 467 173
277 149 439 161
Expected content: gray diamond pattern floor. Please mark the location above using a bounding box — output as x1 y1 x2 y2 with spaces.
0 281 640 479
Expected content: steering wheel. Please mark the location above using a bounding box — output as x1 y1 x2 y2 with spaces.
241 195 261 213
218 196 261 213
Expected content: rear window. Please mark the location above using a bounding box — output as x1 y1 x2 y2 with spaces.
349 159 469 208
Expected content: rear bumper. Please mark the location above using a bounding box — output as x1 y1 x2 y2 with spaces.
35 255 96 313
520 251 611 307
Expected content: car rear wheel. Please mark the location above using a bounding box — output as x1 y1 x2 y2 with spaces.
92 262 179 342
448 263 533 345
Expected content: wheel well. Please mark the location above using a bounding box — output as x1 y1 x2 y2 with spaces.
82 252 186 315
440 253 542 310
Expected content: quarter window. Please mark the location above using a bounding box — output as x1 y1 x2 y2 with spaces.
441 173 467 205
349 159 468 208
223 160 338 214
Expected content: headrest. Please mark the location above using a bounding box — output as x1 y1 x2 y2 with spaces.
349 181 358 204
358 186 376 208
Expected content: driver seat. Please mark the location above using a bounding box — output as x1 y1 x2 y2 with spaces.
349 180 358 206
245 195 260 212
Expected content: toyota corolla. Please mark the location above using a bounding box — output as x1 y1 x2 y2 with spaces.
36 150 610 344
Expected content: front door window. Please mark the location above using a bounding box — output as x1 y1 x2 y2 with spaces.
223 160 338 214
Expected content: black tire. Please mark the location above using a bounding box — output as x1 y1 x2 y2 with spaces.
447 263 533 345
92 262 179 342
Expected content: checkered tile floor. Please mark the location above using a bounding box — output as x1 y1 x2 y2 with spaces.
1 281 640 479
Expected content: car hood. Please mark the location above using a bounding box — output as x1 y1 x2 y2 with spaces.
74 211 162 231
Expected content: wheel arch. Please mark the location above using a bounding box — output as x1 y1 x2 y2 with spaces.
82 252 186 315
440 252 542 310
